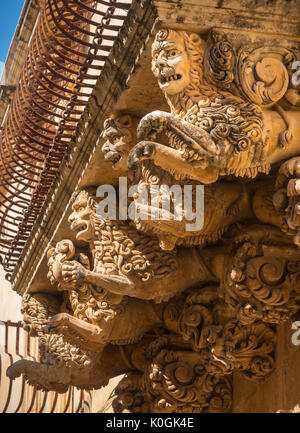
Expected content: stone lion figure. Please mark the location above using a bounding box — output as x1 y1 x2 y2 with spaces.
128 29 300 185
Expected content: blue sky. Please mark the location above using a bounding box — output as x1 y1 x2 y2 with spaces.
0 1 25 78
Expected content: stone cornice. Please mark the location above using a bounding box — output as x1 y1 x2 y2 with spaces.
153 0 300 38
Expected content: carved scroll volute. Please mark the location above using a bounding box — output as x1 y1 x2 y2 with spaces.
224 233 300 324
236 46 295 107
143 350 232 413
204 30 235 90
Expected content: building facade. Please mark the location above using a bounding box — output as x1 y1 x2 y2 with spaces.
0 0 300 413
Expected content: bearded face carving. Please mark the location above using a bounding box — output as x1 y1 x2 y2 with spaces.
101 115 137 173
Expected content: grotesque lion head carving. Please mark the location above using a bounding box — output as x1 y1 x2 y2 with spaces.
152 29 213 112
152 29 267 178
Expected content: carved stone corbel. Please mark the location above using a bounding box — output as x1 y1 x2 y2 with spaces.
222 226 300 325
112 338 233 413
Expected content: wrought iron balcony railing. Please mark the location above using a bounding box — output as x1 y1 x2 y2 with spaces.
0 0 132 278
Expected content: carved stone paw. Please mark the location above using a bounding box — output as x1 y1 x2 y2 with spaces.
61 260 87 286
137 111 170 141
47 312 72 331
274 157 300 246
7 361 24 380
128 141 156 170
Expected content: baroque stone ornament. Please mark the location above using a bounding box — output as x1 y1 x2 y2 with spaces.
274 157 300 247
6 25 300 413
101 113 253 251
223 225 300 325
203 30 235 91
128 29 300 184
235 45 295 108
112 350 233 413
7 292 105 392
162 291 276 380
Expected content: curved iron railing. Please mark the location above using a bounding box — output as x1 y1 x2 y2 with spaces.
0 320 89 412
0 0 132 278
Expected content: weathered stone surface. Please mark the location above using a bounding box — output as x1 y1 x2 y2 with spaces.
4 0 300 413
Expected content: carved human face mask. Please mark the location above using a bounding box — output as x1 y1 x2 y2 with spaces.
101 115 134 172
152 29 191 95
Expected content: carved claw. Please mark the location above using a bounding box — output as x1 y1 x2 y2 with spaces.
137 111 170 141
61 260 87 286
128 141 156 170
